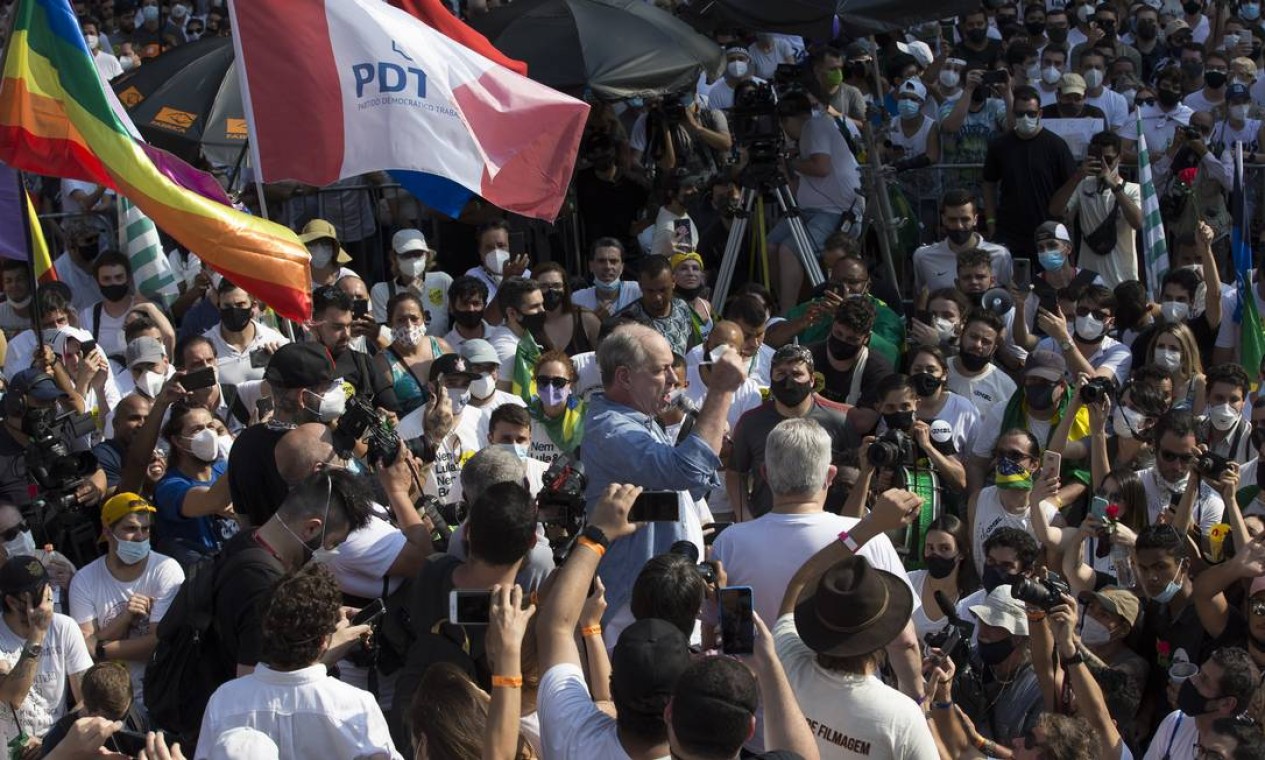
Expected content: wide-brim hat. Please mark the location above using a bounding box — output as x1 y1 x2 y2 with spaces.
794 555 912 657
298 218 352 264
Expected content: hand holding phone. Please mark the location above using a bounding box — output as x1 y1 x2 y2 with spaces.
1040 450 1062 477
719 586 755 655
628 490 679 522
449 590 492 625
352 598 386 627
180 366 217 391
353 298 370 319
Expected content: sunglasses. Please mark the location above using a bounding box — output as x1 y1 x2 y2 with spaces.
1160 449 1195 464
998 449 1034 461
1076 306 1111 321
535 375 569 389
1014 110 1040 118
1138 97 1157 107
0 522 27 542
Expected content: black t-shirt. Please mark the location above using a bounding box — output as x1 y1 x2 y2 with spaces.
574 168 651 256
212 531 284 673
227 424 290 527
982 129 1076 257
951 40 1003 70
333 347 399 413
808 340 896 408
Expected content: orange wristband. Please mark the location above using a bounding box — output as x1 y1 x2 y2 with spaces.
492 675 523 688
581 625 602 638
577 536 606 558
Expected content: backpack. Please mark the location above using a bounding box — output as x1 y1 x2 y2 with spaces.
142 544 275 743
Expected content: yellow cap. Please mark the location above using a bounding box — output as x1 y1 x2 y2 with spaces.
101 492 156 527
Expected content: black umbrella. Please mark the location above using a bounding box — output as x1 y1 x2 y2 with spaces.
470 0 722 99
701 0 978 40
112 36 246 168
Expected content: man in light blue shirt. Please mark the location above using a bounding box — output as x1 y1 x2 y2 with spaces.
581 324 747 625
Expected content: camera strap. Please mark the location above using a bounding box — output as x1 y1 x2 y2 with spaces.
845 347 868 405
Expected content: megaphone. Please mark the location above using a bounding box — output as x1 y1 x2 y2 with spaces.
980 287 1014 316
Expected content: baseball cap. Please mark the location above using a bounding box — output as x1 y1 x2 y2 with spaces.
1251 575 1265 597
428 353 480 383
844 40 872 60
723 45 750 59
0 556 48 599
1058 72 1087 95
1166 19 1191 34
459 339 500 367
969 585 1029 636
1035 221 1072 244
125 336 166 369
298 219 352 264
101 491 156 527
900 78 928 102
610 618 693 715
1228 83 1252 102
392 228 434 255
263 343 335 389
1082 586 1141 630
10 368 68 402
1024 349 1067 383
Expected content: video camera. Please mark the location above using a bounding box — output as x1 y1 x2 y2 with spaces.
24 407 98 514
867 429 916 469
1010 573 1072 610
331 395 401 467
537 457 588 559
730 82 785 164
669 540 718 585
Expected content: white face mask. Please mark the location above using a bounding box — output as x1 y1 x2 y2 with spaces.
1230 103 1251 121
1025 63 1041 82
469 373 496 401
1113 404 1150 439
398 256 426 278
939 69 961 89
139 370 166 399
1041 66 1063 85
1079 615 1114 646
183 428 219 462
1074 313 1105 341
1160 300 1190 323
1015 115 1040 137
1209 402 1240 431
308 242 334 269
317 384 347 421
1154 347 1183 372
85 34 99 49
2 530 35 560
1083 68 1105 89
933 317 957 342
726 60 749 79
450 389 472 417
120 56 135 72
496 442 530 460
8 295 30 310
484 248 511 278
392 323 426 347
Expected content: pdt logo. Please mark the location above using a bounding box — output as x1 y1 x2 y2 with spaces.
352 61 427 99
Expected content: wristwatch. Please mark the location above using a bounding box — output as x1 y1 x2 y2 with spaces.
22 643 42 660
579 525 610 551
1062 650 1086 666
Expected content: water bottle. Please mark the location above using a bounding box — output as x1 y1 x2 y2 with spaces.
39 544 71 614
1110 542 1136 589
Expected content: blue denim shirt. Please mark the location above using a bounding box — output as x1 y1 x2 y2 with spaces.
581 393 721 622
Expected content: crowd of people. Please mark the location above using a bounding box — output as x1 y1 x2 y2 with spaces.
9 0 1265 758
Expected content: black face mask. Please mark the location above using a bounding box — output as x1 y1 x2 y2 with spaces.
542 289 565 312
770 377 813 407
958 350 992 372
219 306 253 333
1183 0 1203 14
982 565 1020 593
978 638 1016 666
452 309 484 328
1176 679 1219 716
518 310 548 336
1158 88 1183 108
1047 27 1069 43
1136 21 1157 40
20 407 52 438
1024 20 1046 36
1026 383 1057 411
971 86 986 104
883 410 916 431
99 283 129 303
925 554 958 579
946 227 974 246
1205 70 1228 89
73 241 99 261
828 335 861 361
676 284 704 301
1097 20 1116 38
965 28 988 44
911 372 943 397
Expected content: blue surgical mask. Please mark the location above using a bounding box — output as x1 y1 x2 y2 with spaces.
897 99 922 119
1151 578 1182 603
496 442 530 460
114 535 151 565
1038 248 1066 271
594 278 621 293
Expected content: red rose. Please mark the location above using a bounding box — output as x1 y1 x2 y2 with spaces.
1177 167 1199 186
1105 503 1121 521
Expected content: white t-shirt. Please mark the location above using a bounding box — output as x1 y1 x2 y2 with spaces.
794 114 860 213
1139 467 1225 535
572 282 642 315
571 351 602 401
370 273 454 337
649 206 699 257
423 421 483 506
774 615 939 760
906 570 977 641
1085 88 1130 132
920 392 979 458
682 358 764 431
77 300 133 360
712 511 917 628
443 321 491 354
1064 178 1143 288
319 508 407 600
1033 334 1132 385
91 50 124 81
971 486 1057 575
947 360 1017 419
50 252 103 313
0 613 92 745
485 324 522 380
202 321 290 387
1141 709 1198 760
748 37 796 79
0 302 30 340
67 552 184 701
537 663 639 760
910 237 1013 294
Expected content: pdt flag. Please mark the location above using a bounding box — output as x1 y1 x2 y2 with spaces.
229 0 590 221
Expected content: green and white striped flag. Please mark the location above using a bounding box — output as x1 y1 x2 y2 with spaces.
1137 119 1169 297
118 197 179 306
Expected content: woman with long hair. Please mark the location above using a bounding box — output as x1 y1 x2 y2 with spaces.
533 263 600 356
906 514 980 640
526 350 584 464
1146 321 1206 412
374 292 452 416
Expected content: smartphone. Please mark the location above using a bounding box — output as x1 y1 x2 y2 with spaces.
981 70 1007 86
508 230 527 256
704 521 734 546
353 298 370 319
79 339 97 358
1037 288 1058 314
180 366 217 391
109 729 176 756
1090 495 1110 521
1040 450 1062 477
249 348 271 368
352 598 385 627
719 586 755 655
629 490 680 523
1013 259 1031 289
449 590 492 625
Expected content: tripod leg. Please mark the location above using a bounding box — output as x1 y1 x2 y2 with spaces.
712 188 758 310
773 184 826 289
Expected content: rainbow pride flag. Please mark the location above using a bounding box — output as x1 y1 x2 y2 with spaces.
0 0 312 320
0 164 58 283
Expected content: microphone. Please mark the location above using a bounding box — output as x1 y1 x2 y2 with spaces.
671 390 700 414
935 589 965 628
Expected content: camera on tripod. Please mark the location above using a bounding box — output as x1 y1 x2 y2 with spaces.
867 429 916 468
331 395 401 467
1010 573 1072 610
24 407 98 513
731 82 784 164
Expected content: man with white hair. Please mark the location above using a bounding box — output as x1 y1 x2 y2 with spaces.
581 324 747 633
713 417 925 702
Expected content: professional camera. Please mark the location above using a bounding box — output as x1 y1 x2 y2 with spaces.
331 395 401 467
1010 573 1072 610
1079 377 1115 404
730 81 784 163
772 63 804 95
24 407 97 513
867 429 916 468
538 457 588 551
669 540 718 585
416 494 455 553
1195 450 1230 479
657 97 687 125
